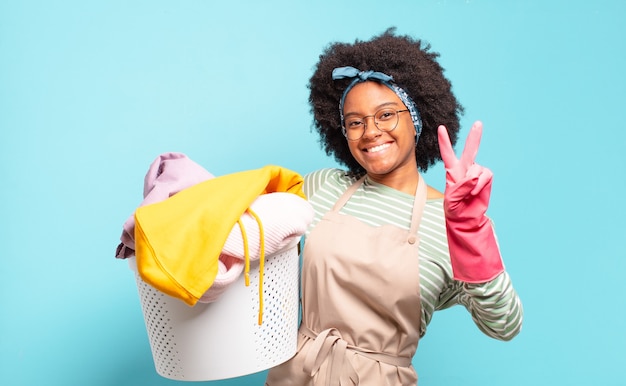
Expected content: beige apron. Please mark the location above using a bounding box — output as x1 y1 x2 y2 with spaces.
266 174 427 386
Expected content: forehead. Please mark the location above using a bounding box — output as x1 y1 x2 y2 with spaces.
343 81 404 113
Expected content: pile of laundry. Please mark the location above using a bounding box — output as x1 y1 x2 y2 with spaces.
115 152 313 313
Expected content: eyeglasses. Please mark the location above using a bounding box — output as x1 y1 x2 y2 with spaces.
342 108 409 141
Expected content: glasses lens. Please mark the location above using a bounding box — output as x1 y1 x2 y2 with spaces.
343 117 365 140
375 109 399 132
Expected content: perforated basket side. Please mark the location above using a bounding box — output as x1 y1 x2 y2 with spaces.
132 245 300 381
250 247 300 367
135 277 184 379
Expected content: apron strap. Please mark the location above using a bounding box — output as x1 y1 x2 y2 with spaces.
301 325 412 386
407 174 427 244
331 176 366 212
332 174 428 243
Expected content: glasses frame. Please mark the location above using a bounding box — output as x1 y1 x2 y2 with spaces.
341 109 409 141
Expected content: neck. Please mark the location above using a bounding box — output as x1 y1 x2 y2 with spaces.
366 169 420 195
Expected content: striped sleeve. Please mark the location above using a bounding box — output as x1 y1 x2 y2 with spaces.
428 213 523 340
458 272 524 341
303 168 350 200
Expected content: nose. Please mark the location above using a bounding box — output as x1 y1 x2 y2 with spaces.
361 116 381 139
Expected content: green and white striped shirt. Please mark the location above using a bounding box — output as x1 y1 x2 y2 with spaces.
303 168 523 341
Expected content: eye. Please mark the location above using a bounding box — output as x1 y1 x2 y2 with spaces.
376 110 396 121
345 118 364 129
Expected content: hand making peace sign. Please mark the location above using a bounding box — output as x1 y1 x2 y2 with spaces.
438 121 493 225
437 121 504 283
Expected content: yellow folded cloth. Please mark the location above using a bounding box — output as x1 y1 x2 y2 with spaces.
134 165 305 306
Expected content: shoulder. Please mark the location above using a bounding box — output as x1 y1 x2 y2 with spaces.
427 185 444 200
303 168 356 199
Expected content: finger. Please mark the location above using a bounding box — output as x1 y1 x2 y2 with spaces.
438 125 457 168
459 121 483 167
445 175 478 202
470 166 493 196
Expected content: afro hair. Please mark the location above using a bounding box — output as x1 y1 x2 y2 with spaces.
308 27 464 174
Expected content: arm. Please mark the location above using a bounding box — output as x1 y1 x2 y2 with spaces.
303 168 341 199
437 121 523 340
435 232 523 341
457 271 523 341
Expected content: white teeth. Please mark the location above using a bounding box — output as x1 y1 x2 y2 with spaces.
366 143 390 153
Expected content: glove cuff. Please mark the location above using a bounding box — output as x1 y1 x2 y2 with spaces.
446 218 505 283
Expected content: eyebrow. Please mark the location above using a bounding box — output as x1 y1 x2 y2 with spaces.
343 101 401 118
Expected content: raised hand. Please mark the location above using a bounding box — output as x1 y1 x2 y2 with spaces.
438 121 493 226
437 121 504 283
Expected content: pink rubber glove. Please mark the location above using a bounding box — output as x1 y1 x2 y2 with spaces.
438 121 504 283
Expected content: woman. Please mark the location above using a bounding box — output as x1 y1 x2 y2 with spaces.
265 28 523 385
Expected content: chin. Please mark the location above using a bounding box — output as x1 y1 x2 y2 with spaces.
363 166 395 177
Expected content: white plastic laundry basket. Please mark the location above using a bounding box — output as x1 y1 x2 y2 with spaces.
129 244 300 381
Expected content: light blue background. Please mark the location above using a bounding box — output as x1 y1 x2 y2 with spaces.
2 1 625 385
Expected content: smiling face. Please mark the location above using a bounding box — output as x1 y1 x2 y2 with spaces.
342 81 419 189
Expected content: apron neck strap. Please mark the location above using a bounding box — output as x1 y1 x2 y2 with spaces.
332 176 366 211
332 174 428 241
407 174 427 243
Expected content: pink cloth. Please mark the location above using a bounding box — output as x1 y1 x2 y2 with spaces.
115 152 214 259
